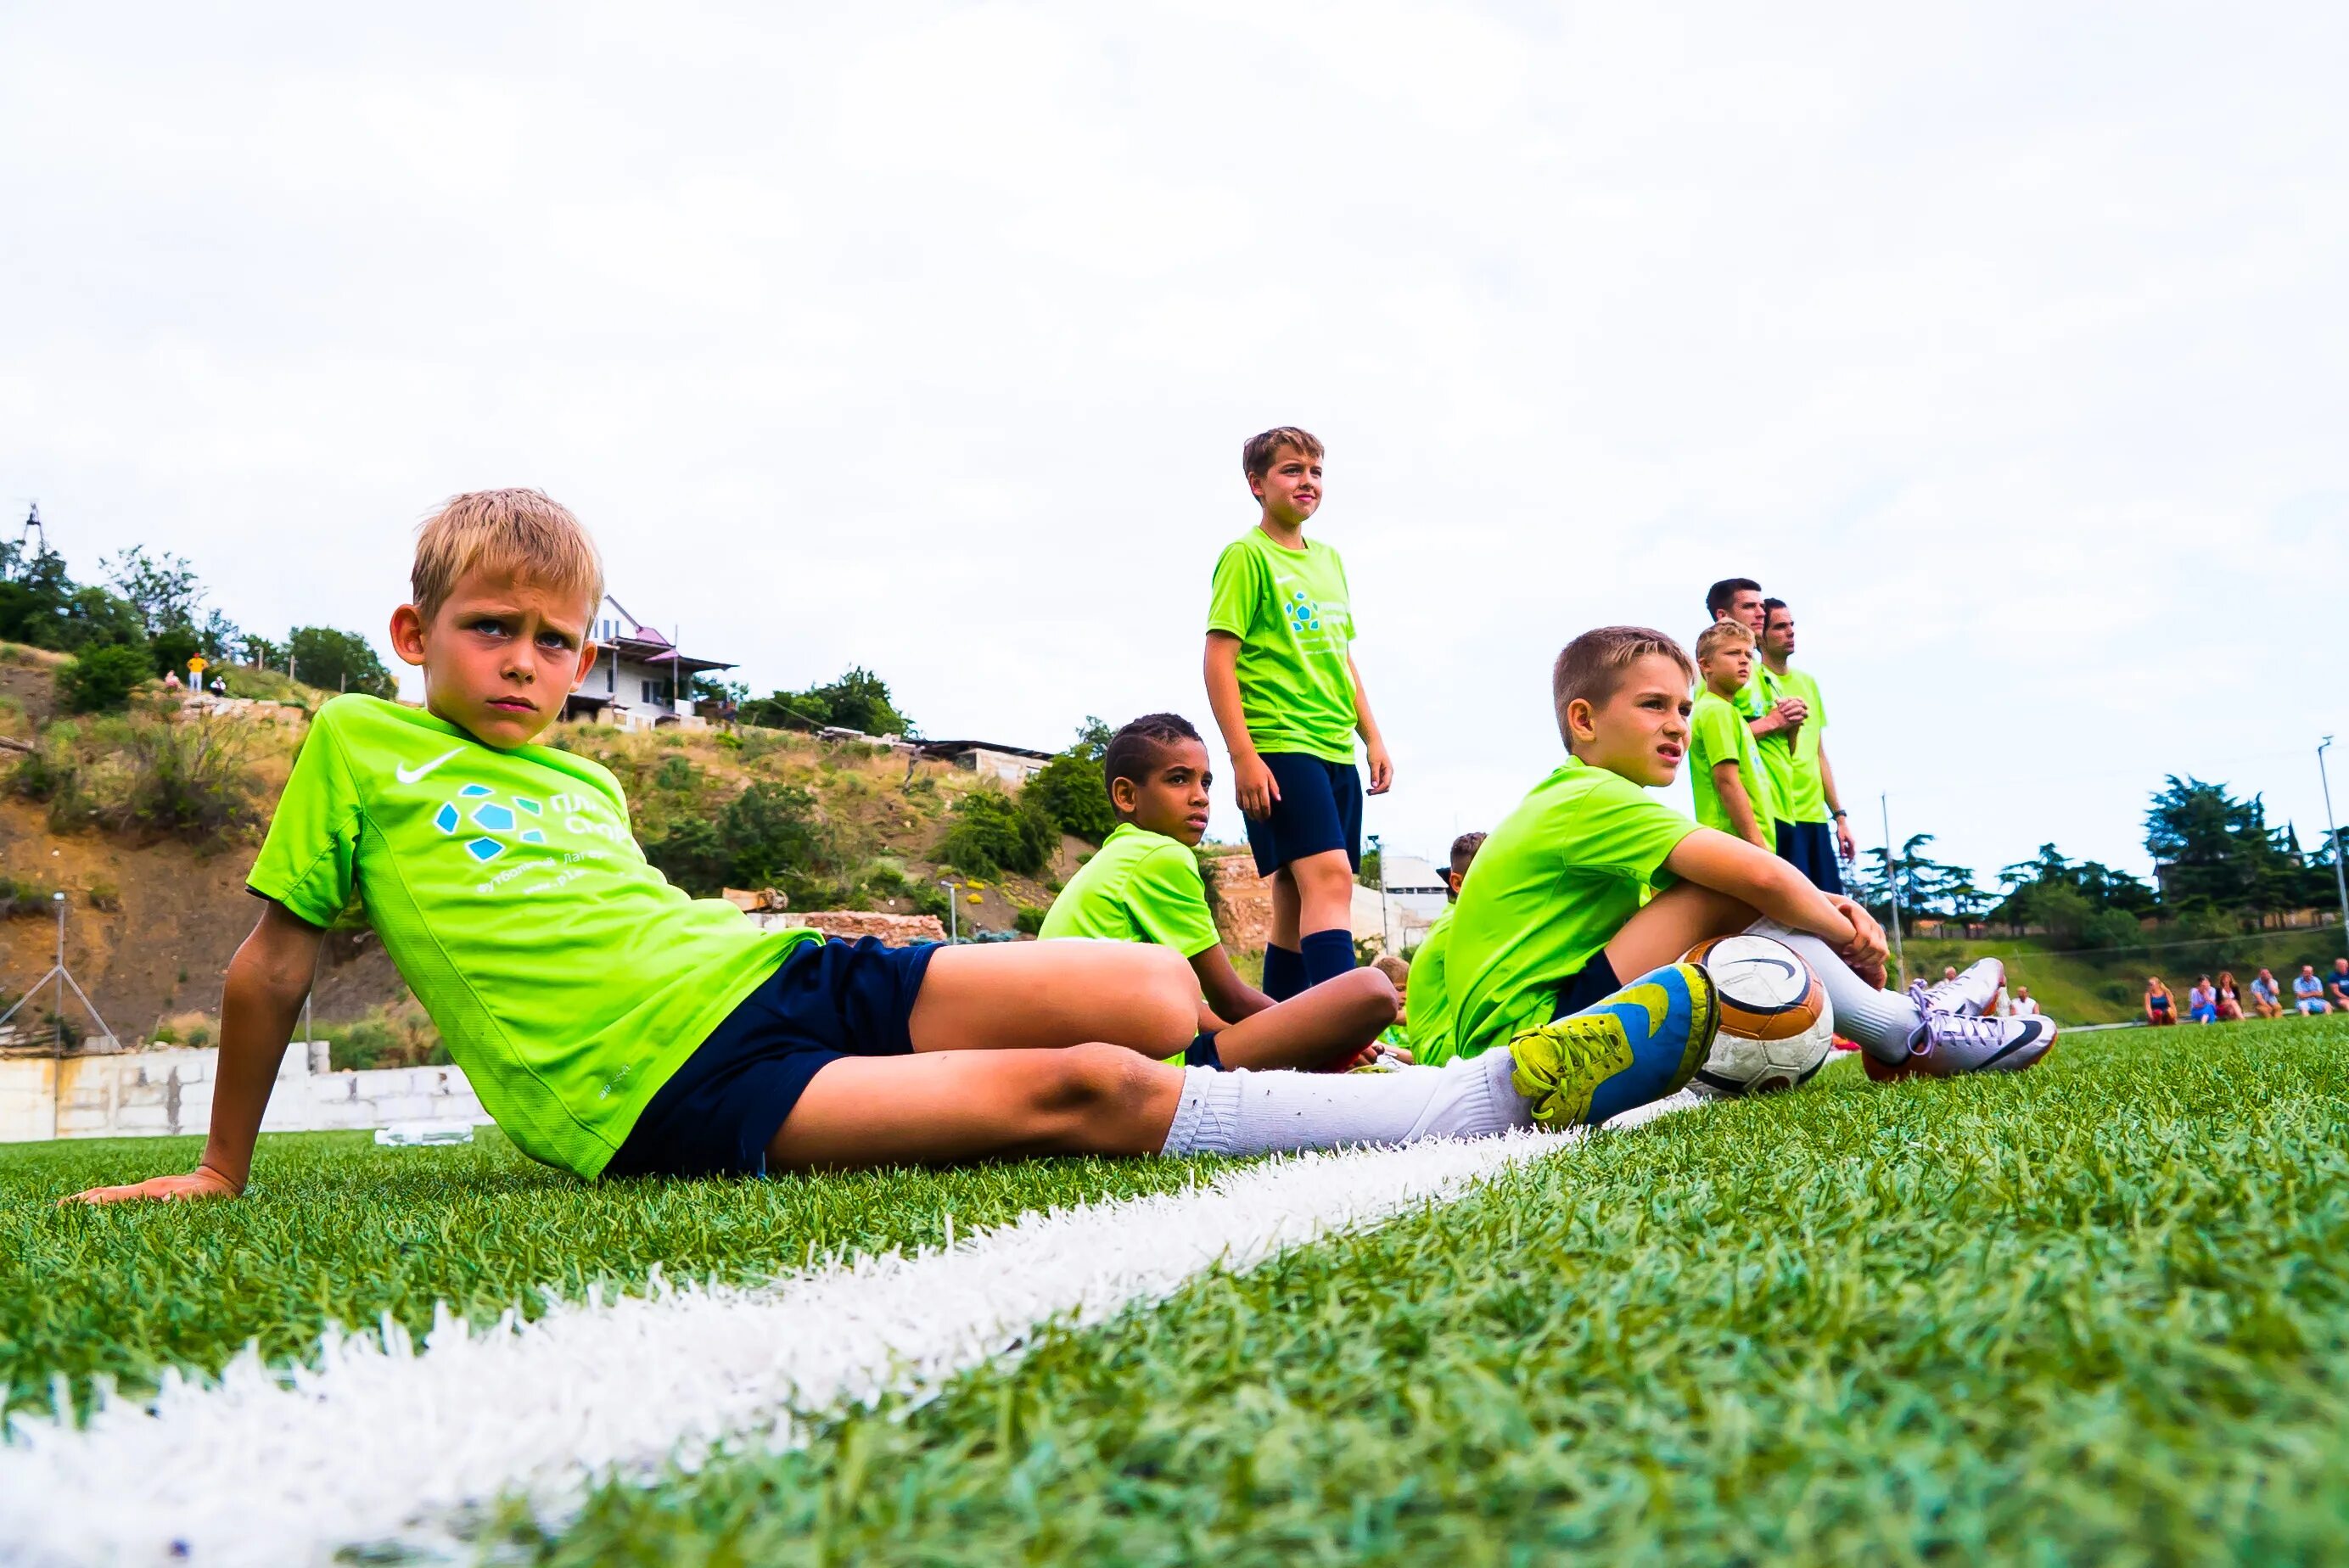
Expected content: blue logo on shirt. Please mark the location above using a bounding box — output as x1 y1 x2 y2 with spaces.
431 787 550 864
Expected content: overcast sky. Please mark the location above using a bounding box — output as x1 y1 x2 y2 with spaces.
6 3 2346 888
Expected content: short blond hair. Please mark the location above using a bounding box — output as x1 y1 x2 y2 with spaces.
1242 426 1324 479
1551 626 1694 744
1372 953 1410 987
1693 620 1755 661
411 490 603 624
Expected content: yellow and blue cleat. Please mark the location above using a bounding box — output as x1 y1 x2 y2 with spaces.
1506 961 1720 1128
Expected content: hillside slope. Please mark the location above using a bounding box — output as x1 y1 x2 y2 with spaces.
0 656 1085 1044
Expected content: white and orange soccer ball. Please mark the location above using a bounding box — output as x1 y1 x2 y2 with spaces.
1684 933 1836 1097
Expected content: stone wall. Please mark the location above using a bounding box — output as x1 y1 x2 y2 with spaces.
759 911 950 947
0 1044 490 1144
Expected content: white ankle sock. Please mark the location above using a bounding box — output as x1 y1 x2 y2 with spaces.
1746 919 1921 1065
1158 1051 1533 1157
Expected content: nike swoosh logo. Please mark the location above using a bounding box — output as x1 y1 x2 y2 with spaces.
395 748 464 785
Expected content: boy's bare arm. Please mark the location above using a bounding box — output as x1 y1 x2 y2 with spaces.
1346 653 1393 795
1204 632 1279 819
1190 946 1273 1022
66 902 322 1204
1663 828 1888 974
1819 745 1856 861
1713 761 1769 850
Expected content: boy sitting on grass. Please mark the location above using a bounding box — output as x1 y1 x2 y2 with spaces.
1038 712 1391 1070
1418 626 2059 1088
1688 620 1775 851
71 493 1723 1206
1404 830 1486 1067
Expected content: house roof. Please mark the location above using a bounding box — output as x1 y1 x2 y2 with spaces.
597 593 737 675
915 739 1057 763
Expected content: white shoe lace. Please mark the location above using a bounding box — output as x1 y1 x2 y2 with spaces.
1906 982 2009 1050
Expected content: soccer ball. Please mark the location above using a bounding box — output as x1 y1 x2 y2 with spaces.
1684 933 1836 1098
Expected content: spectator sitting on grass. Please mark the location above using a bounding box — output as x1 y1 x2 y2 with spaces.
2009 984 2040 1017
2187 976 2219 1025
2330 957 2349 1012
2144 977 2176 1026
2249 968 2282 1018
2291 966 2331 1015
2216 971 2244 1021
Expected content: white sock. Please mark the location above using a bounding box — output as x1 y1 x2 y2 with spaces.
1158 1051 1533 1157
1747 919 1921 1065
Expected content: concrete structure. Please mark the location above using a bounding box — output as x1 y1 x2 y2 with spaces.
750 910 950 946
0 1043 489 1144
1375 853 1451 955
565 594 737 731
915 739 1057 786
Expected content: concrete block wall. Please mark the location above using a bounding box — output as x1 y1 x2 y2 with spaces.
0 1044 491 1143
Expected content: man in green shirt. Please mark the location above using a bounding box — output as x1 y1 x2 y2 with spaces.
1040 713 1393 1070
1757 597 1853 894
1204 427 1394 1008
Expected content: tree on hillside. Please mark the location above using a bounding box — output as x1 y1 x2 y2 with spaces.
104 547 202 637
1025 731 1117 844
2144 776 2310 920
1851 832 1982 921
1989 843 2156 930
0 540 148 655
1074 715 1113 761
286 626 396 698
741 666 916 737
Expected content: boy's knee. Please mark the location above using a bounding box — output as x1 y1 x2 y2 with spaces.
1335 966 1399 1028
1136 944 1197 1044
1037 1042 1158 1123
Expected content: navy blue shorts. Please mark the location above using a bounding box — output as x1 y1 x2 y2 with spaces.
1550 952 1623 1021
1774 819 1846 895
604 937 938 1180
1243 752 1363 877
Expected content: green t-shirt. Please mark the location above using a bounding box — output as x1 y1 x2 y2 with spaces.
1038 824 1221 957
1421 757 1698 1061
1756 663 1829 823
248 696 821 1179
1204 529 1359 764
1404 910 1458 1065
1688 688 1776 839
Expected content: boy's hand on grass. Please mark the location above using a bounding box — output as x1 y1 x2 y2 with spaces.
1233 753 1281 820
63 1164 243 1207
1365 739 1393 795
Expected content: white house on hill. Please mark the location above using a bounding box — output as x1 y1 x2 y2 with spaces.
562 595 737 730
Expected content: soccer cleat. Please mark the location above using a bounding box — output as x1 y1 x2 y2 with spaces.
1920 957 2006 1017
1507 962 1719 1128
1862 988 2060 1081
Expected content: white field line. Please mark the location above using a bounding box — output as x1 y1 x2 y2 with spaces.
0 1131 1598 1566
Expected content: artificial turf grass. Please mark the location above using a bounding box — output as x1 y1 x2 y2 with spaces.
516 1021 2349 1565
0 1127 1223 1422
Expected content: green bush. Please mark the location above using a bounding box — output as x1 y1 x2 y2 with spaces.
9 714 257 844
937 788 1056 878
59 644 152 713
1024 750 1116 844
323 1003 448 1071
644 781 842 904
1013 904 1047 936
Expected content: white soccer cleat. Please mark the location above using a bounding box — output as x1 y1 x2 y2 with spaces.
1920 957 2006 1017
1864 983 2058 1079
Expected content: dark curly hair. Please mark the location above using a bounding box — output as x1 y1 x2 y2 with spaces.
1104 713 1205 796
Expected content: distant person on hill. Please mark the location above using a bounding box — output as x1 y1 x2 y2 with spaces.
1204 426 1393 1008
2144 977 2176 1025
75 489 1598 1206
1944 966 1959 984
1040 712 1391 1071
2009 984 2041 1017
2248 968 2282 1019
2329 957 2349 1011
2215 972 2245 1021
2187 976 2219 1024
2291 966 2330 1015
1404 830 1488 1066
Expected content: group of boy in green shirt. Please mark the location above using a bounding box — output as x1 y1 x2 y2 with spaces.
71 430 2056 1210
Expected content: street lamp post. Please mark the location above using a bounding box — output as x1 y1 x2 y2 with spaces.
1880 793 1905 987
1369 833 1388 954
939 878 962 944
2319 738 2349 958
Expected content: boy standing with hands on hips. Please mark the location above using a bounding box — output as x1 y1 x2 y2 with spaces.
1203 428 1393 1002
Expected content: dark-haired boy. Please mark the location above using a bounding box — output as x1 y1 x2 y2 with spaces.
1419 625 2058 1091
1204 426 1392 1006
1040 713 1393 1071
